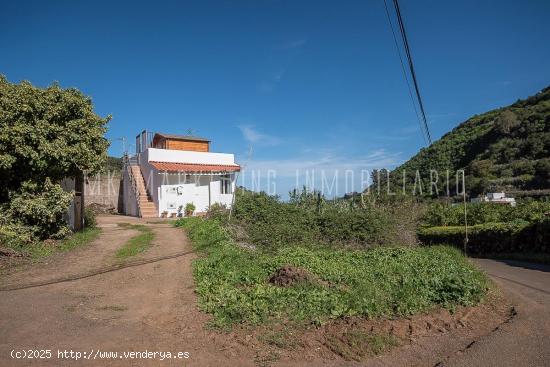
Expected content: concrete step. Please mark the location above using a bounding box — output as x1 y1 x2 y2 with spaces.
140 211 158 218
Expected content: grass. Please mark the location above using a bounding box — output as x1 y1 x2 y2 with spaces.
176 217 489 328
258 328 300 349
325 330 399 360
115 223 154 259
28 227 101 260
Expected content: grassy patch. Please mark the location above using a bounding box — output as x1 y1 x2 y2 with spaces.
325 330 399 360
258 327 300 350
176 218 489 328
24 227 102 260
115 224 154 259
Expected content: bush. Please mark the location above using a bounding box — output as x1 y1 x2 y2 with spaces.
231 190 421 249
0 221 36 251
176 218 488 327
418 219 550 254
423 201 550 227
4 179 72 240
84 206 97 228
206 203 228 221
185 202 196 216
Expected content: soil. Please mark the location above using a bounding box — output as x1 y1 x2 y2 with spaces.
0 215 513 366
268 265 315 287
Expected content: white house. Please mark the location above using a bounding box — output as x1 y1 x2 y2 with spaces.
122 131 240 218
471 192 516 206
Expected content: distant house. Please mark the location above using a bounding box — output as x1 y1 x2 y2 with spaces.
122 130 240 218
471 192 516 206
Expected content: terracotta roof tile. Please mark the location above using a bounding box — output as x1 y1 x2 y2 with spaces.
150 161 240 173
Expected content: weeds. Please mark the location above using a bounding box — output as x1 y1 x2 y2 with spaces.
25 227 101 260
325 330 399 360
115 224 154 259
176 218 488 328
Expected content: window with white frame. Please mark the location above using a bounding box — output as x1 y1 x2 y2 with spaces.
220 174 231 194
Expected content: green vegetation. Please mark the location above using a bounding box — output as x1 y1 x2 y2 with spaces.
115 224 154 259
6 227 102 260
419 219 550 256
103 156 123 173
258 328 300 350
423 201 550 226
325 330 399 360
418 200 550 257
185 202 196 216
224 189 424 249
376 85 550 196
176 217 488 328
84 207 97 228
0 76 109 250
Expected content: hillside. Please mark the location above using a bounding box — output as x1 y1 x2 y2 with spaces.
387 86 550 197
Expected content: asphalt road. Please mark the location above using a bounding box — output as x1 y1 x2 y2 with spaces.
443 258 550 367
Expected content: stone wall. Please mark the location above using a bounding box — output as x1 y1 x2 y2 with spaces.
85 171 123 212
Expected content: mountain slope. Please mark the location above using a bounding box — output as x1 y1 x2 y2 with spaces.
390 86 550 196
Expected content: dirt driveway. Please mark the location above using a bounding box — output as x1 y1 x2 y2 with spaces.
0 215 255 367
1 217 546 367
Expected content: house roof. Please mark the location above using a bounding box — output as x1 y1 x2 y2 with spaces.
153 133 210 142
150 161 240 173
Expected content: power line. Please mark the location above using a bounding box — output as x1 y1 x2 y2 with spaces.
392 0 432 144
382 0 428 146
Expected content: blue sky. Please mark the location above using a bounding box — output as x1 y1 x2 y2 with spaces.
1 0 549 196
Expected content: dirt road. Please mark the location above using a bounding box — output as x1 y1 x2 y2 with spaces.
1 218 548 367
0 215 255 367
440 259 550 367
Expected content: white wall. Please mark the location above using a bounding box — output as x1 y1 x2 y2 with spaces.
122 167 139 216
156 173 236 216
147 148 237 165
135 148 238 217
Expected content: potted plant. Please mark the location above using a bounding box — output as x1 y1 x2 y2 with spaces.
161 210 168 218
185 202 196 217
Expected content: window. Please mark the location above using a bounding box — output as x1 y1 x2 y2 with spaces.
220 174 232 194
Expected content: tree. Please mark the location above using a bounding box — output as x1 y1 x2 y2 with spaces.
494 110 520 135
0 76 110 201
0 76 110 240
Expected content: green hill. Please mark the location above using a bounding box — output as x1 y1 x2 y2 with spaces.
385 86 550 197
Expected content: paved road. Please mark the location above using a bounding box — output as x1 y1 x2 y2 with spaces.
443 258 550 367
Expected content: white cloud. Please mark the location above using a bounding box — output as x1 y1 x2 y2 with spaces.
238 125 282 146
243 149 401 177
237 148 402 197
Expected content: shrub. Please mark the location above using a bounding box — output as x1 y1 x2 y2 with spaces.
418 219 550 254
4 179 72 240
206 203 228 221
176 218 488 327
422 201 550 227
231 190 421 249
185 202 196 216
84 206 97 228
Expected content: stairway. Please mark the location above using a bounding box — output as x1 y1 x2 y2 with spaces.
129 165 158 218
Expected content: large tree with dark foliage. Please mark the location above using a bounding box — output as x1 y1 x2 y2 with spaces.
0 76 109 240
